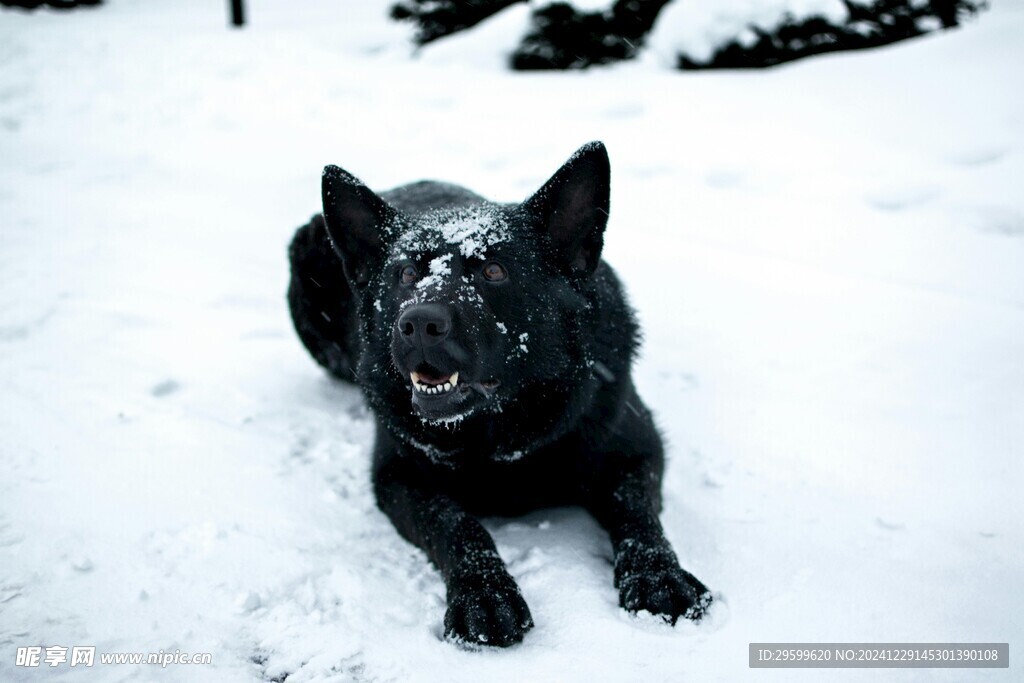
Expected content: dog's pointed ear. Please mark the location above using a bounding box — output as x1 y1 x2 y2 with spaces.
523 141 610 275
322 165 395 287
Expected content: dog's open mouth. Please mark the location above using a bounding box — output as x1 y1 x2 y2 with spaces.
407 363 473 423
405 362 502 423
410 367 460 396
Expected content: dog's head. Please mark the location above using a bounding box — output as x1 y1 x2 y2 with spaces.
321 142 610 428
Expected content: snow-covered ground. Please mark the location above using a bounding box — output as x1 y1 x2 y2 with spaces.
1 1 1021 681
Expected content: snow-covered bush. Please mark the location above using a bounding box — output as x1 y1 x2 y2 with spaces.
0 0 102 8
665 0 989 69
391 0 987 69
390 0 523 43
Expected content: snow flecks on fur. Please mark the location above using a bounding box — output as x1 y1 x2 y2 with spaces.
419 408 476 429
567 140 605 164
437 208 510 258
321 164 364 185
406 436 458 465
453 279 485 309
493 449 527 462
394 205 510 260
415 253 454 292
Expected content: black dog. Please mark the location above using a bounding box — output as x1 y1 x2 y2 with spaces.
288 142 711 646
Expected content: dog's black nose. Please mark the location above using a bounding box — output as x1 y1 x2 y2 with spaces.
398 303 451 347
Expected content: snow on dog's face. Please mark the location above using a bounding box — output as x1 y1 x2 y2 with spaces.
321 143 610 428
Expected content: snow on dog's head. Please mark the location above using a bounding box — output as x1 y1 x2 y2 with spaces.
320 142 621 456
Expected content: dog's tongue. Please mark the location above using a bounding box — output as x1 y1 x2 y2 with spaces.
412 369 454 387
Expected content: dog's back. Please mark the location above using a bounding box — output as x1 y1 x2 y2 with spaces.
288 212 359 381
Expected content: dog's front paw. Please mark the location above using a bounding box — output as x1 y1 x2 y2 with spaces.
615 543 712 624
444 570 534 647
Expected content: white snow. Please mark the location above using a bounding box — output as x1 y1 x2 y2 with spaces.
395 207 510 266
518 332 530 353
438 208 510 258
414 253 454 291
1 0 1022 682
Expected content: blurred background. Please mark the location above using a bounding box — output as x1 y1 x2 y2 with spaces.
1 1 1021 682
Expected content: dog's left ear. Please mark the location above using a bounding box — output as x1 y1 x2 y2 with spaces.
523 141 610 275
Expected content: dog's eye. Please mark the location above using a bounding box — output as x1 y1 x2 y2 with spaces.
482 261 507 282
400 265 418 284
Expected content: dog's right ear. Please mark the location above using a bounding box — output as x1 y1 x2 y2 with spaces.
522 141 610 276
322 165 395 287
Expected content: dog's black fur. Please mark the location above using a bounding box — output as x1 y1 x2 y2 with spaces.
288 142 711 647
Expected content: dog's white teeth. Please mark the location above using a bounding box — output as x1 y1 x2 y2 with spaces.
411 372 458 395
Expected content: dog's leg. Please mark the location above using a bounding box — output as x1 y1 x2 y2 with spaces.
587 465 712 624
374 454 534 647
